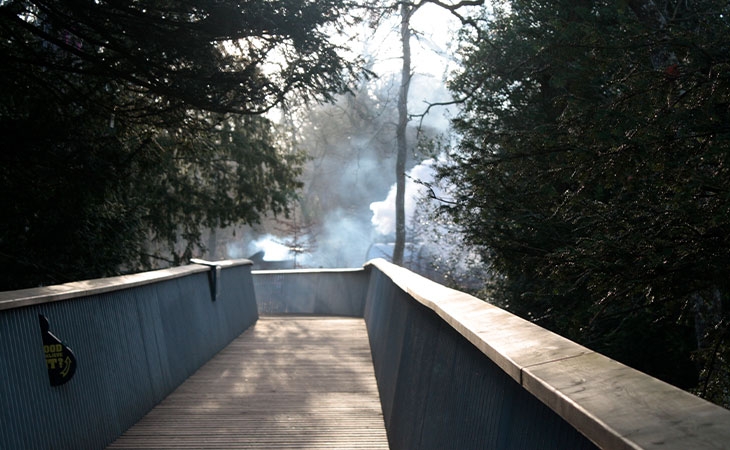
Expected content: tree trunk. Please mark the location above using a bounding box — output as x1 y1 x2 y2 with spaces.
393 1 412 266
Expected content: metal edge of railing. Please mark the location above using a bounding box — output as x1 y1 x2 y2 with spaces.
251 267 365 275
252 267 369 317
0 259 252 311
364 257 730 450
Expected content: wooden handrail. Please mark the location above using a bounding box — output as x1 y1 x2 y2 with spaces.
365 258 730 450
0 259 251 311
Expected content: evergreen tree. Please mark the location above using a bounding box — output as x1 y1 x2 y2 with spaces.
439 0 730 405
0 0 363 289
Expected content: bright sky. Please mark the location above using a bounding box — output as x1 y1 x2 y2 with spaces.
361 3 461 77
355 3 462 114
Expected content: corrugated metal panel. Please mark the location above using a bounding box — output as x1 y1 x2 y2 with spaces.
364 269 408 429
0 263 258 450
253 269 368 316
364 265 598 450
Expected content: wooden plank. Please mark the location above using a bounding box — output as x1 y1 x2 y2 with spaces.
107 316 389 449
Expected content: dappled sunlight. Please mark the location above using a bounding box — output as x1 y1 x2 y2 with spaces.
109 317 388 449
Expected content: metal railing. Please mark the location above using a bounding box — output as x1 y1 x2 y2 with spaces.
253 267 369 316
362 258 730 450
2 258 730 449
0 260 258 450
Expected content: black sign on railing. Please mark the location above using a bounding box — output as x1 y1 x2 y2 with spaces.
38 314 77 387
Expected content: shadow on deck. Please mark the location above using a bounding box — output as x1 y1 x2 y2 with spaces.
108 316 388 449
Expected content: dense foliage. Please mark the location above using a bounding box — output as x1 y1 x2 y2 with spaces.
0 0 361 289
439 0 730 405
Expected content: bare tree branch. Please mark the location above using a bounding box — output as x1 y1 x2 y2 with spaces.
421 0 484 28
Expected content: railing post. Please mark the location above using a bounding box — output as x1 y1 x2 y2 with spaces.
190 258 222 301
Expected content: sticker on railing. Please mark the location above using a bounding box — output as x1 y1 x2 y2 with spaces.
38 314 77 386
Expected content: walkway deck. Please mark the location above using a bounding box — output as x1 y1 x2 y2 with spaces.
107 316 389 449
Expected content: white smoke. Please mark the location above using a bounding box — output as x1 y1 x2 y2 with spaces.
368 155 487 287
307 209 375 268
370 159 438 236
227 234 293 261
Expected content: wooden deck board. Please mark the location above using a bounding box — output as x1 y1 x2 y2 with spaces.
107 316 389 449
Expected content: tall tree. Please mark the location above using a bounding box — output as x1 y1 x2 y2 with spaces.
439 0 730 405
392 0 413 265
364 0 481 265
0 0 364 289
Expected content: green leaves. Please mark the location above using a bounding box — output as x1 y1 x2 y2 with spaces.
0 0 359 289
2 0 363 117
440 0 730 404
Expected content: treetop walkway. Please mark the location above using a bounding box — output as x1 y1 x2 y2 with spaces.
107 316 388 449
2 258 729 449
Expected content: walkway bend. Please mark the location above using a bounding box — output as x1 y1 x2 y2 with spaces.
107 316 389 449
